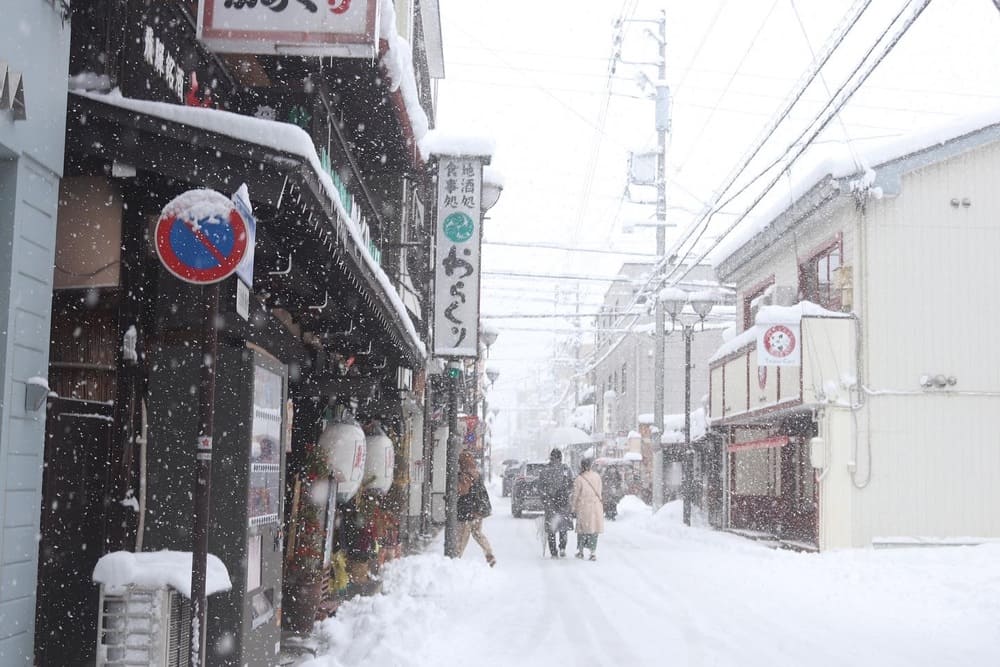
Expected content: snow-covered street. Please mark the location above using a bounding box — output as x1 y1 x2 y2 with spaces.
301 487 1000 667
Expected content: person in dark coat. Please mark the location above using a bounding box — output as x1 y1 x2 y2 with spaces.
601 465 624 520
537 448 573 557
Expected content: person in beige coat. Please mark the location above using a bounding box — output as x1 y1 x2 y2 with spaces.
571 458 604 560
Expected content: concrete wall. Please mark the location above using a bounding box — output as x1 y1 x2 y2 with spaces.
0 3 71 662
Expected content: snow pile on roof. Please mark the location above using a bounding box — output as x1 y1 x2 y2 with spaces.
93 550 231 598
711 106 1000 266
483 165 505 188
378 0 429 145
708 301 851 364
71 90 425 358
68 71 111 93
637 413 654 425
660 408 707 444
420 129 496 159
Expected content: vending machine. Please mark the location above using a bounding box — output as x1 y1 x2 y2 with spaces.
146 343 288 666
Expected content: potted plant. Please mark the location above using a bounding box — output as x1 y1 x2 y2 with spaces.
282 442 330 634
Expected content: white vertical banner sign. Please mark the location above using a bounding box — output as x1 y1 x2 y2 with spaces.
433 156 483 357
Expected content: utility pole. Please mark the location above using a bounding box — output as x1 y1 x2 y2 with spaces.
650 11 670 507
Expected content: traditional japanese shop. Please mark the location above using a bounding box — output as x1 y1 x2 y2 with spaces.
37 2 430 665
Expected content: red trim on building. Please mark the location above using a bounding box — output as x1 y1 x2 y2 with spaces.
727 435 789 453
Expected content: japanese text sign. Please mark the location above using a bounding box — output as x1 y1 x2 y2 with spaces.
197 0 378 59
433 157 483 358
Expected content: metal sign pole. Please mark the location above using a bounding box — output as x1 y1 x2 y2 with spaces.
190 282 219 666
444 359 461 558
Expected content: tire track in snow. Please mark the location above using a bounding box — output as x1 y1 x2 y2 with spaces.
593 532 710 665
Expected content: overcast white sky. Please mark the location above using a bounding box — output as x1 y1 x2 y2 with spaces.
434 0 1000 427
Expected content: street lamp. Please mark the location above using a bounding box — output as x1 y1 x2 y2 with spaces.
658 287 716 526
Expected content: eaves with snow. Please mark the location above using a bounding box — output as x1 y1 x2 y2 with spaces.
712 107 1000 279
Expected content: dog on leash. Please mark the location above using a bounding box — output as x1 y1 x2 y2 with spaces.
534 516 548 557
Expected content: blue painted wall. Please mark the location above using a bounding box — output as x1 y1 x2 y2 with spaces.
0 2 71 663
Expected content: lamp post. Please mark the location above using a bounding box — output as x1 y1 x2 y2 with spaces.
658 288 716 526
483 365 499 481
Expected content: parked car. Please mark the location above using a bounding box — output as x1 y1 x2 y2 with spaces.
501 461 523 497
510 462 547 517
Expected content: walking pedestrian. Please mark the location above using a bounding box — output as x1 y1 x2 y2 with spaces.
601 464 623 520
538 448 573 558
457 450 496 567
572 458 604 561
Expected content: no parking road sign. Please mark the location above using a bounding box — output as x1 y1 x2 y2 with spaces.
155 189 250 284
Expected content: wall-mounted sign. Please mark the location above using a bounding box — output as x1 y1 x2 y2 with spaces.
155 189 250 284
432 156 484 358
197 0 379 59
757 323 800 366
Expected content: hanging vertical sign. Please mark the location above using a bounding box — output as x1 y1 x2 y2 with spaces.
433 156 483 358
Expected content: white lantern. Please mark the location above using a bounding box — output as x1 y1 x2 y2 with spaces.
319 420 367 502
364 427 395 494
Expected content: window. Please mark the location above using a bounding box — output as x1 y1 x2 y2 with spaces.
742 277 775 330
799 237 843 310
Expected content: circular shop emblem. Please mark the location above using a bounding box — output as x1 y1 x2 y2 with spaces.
443 212 475 243
763 324 796 359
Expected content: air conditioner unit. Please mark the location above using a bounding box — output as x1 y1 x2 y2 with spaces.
96 585 192 667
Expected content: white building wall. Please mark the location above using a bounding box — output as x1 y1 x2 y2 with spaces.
850 141 1000 545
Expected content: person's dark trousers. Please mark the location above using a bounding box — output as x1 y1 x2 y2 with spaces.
544 510 568 556
547 529 568 556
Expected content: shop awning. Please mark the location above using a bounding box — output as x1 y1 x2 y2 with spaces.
67 90 425 366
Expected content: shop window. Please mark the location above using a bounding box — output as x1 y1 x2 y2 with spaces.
799 238 843 311
732 448 781 497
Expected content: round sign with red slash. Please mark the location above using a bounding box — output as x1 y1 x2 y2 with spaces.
762 324 797 359
155 189 249 284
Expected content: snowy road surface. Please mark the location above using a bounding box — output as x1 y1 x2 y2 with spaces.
300 488 1000 667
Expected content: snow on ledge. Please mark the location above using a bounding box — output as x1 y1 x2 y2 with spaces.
420 129 496 159
93 550 232 598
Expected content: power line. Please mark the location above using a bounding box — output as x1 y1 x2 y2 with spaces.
483 239 656 257
665 0 934 292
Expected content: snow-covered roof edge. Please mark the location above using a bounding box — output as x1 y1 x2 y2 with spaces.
71 89 426 359
711 107 1000 271
378 0 429 148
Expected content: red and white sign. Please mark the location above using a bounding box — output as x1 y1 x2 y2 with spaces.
197 0 378 59
757 323 801 366
155 189 250 285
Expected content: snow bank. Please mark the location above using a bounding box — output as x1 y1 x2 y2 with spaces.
300 554 500 667
92 550 231 598
420 129 496 159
